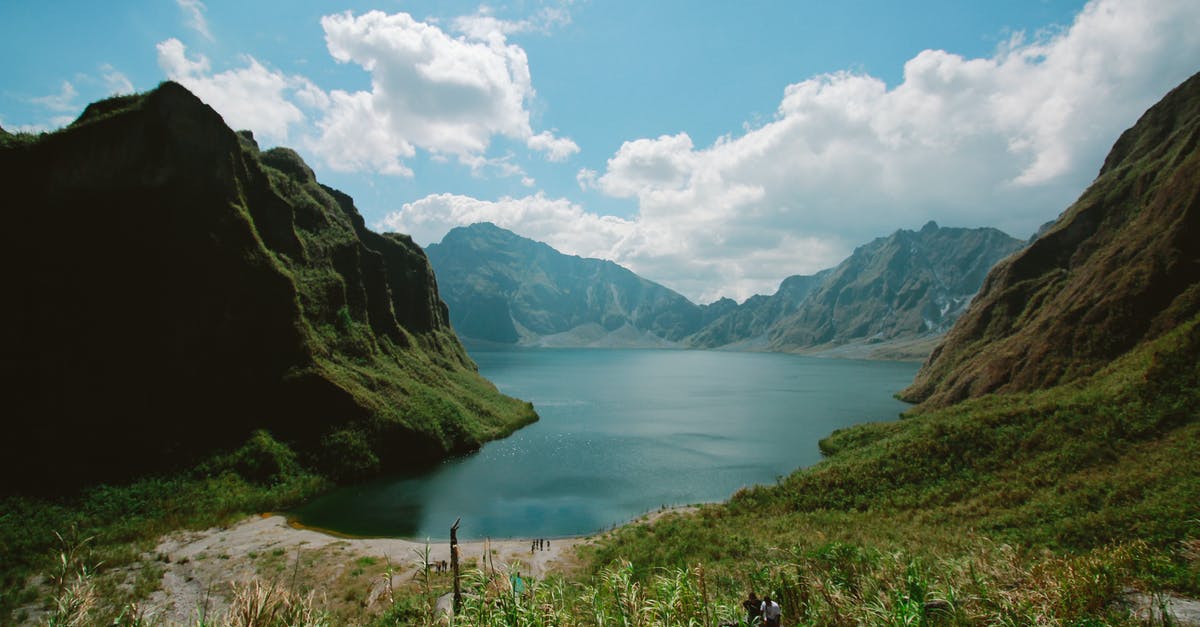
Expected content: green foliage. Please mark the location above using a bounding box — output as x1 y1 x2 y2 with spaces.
198 430 301 485
335 304 353 334
0 462 327 622
318 429 380 481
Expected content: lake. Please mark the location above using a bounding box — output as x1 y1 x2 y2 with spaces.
288 348 918 540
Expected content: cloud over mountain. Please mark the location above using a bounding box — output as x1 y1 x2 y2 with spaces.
384 0 1200 302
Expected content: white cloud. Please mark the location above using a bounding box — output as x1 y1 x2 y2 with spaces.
379 193 635 262
156 38 310 144
177 0 214 41
451 4 573 41
573 0 1200 300
379 0 1200 302
379 191 842 302
527 130 580 161
99 65 134 95
32 81 78 113
313 10 574 175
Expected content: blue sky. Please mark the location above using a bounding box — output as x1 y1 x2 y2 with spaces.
3 1 1198 302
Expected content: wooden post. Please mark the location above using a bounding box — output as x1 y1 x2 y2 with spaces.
450 517 462 613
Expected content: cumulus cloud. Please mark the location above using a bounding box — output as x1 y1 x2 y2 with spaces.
563 0 1200 300
156 38 313 144
378 193 635 261
527 130 580 161
313 10 578 174
385 0 1200 302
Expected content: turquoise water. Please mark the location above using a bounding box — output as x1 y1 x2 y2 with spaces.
288 348 918 540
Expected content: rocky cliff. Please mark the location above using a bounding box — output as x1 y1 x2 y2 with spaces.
901 71 1200 407
685 223 1023 356
764 223 1025 353
686 273 828 349
426 223 719 346
0 83 535 491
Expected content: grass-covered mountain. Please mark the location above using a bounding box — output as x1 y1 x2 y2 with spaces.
426 222 727 346
0 82 535 492
691 222 1024 354
430 221 1022 357
902 69 1200 408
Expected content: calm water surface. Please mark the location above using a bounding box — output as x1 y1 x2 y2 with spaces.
289 348 918 539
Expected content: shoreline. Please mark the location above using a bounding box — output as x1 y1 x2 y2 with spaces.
279 501 705 543
137 505 699 624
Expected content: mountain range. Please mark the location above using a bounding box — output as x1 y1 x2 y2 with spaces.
427 221 1024 357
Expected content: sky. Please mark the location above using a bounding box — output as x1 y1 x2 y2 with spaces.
3 1 1199 304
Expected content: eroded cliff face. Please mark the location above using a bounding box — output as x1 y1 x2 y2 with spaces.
901 71 1200 408
0 82 535 491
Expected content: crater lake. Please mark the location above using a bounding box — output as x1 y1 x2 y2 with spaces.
288 348 919 540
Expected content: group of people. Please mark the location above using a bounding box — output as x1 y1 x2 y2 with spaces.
530 538 551 552
742 592 782 626
428 559 450 574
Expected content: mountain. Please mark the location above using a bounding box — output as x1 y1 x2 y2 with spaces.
763 222 1025 354
426 222 723 346
688 223 1024 356
0 82 535 491
902 70 1200 407
685 273 829 349
429 222 1023 354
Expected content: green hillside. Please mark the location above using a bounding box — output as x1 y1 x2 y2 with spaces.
0 83 535 621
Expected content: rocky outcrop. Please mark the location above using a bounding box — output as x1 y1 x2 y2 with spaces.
0 83 535 491
901 71 1200 407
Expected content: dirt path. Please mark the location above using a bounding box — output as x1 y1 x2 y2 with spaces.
138 514 598 624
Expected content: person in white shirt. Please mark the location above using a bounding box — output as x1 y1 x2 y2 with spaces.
760 595 781 627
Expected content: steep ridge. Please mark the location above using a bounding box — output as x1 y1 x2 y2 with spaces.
426 222 721 346
686 273 828 349
0 83 535 491
902 71 1200 407
690 223 1024 352
766 223 1024 352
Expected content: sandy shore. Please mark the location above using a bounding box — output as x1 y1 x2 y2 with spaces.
136 507 695 624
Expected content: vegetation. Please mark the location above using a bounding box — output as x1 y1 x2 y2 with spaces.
0 431 328 623
0 81 536 493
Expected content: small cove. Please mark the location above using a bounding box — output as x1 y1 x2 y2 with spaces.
288 348 919 540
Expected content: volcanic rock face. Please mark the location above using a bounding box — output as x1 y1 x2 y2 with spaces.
902 71 1200 408
0 83 534 491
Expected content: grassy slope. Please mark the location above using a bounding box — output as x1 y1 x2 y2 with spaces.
576 314 1199 624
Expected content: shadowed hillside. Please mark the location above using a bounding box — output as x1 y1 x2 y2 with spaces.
0 83 535 492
